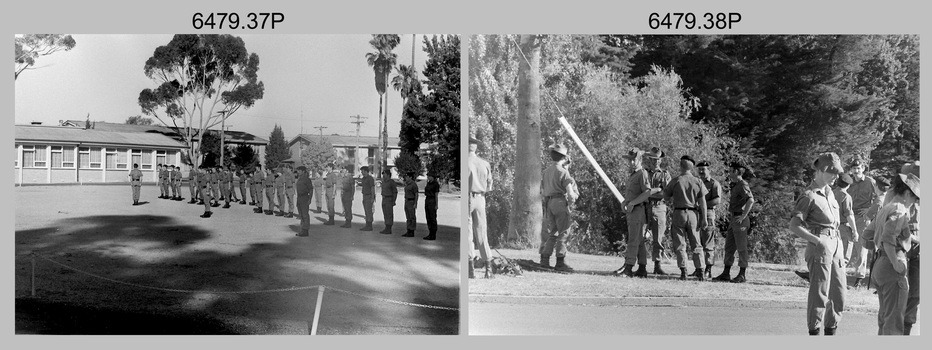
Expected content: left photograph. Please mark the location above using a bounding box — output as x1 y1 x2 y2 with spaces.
14 34 461 335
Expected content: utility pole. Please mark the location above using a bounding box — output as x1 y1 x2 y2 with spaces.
313 126 327 141
300 110 304 135
350 115 367 175
219 111 228 168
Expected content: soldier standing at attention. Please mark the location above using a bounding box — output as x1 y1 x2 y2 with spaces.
848 158 882 288
231 167 242 204
197 165 213 218
188 164 198 204
252 165 265 213
275 165 290 217
129 163 144 205
268 167 281 215
424 171 441 240
713 163 756 283
219 165 232 208
833 174 858 269
615 148 651 277
284 164 296 218
540 144 578 272
380 169 398 234
162 164 172 199
156 164 165 199
402 172 419 237
360 166 376 232
324 164 339 225
788 152 846 336
173 165 184 201
467 137 492 278
166 165 176 200
645 147 672 275
313 170 325 213
208 167 220 207
340 166 356 228
696 161 722 278
662 155 709 281
295 165 313 237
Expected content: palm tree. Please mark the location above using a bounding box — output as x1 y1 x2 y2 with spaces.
391 64 422 115
365 34 400 173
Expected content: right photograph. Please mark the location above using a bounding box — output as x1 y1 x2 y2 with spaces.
466 34 920 336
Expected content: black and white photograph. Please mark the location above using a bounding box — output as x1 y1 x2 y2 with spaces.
14 33 461 335
467 34 919 335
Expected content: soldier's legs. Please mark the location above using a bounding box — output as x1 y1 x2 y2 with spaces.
426 200 438 233
625 206 648 266
700 216 716 267
684 211 702 270
363 195 375 224
381 198 393 225
201 187 212 212
806 235 845 331
873 255 908 335
733 216 750 268
266 189 276 211
315 190 324 210
649 205 668 261
132 185 140 202
852 216 870 278
905 253 920 327
286 192 294 213
541 198 571 258
670 209 688 268
189 182 196 199
471 195 491 261
298 199 310 235
405 200 416 231
467 196 477 260
277 191 285 212
723 223 737 267
327 195 335 216
342 196 353 222
839 225 855 264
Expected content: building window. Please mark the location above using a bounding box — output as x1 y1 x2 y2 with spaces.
107 148 128 169
50 146 76 168
156 150 166 167
131 149 142 169
141 150 152 170
23 145 46 167
78 147 102 169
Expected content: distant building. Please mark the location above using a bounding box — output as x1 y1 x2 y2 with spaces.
288 134 402 175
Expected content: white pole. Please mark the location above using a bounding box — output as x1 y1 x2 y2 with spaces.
556 116 625 205
310 286 325 335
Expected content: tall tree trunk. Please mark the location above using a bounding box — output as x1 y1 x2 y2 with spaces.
376 93 384 176
507 34 543 247
382 79 390 170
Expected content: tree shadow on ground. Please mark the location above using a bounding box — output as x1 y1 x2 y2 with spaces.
15 214 459 335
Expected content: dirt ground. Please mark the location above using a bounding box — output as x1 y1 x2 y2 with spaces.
14 184 461 335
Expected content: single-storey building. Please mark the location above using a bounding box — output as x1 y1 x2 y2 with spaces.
289 134 402 175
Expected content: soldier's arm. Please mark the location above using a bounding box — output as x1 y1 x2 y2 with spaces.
707 182 722 207
699 193 708 227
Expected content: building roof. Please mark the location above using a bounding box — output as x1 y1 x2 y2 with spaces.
290 134 402 148
15 125 187 149
60 120 268 145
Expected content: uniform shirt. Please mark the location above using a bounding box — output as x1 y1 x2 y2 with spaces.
468 153 492 193
273 173 285 189
159 169 168 181
833 187 853 224
325 172 340 196
220 170 231 183
425 179 440 200
869 202 913 253
189 169 197 182
662 173 708 209
729 179 754 214
791 181 839 231
296 174 312 199
209 172 219 184
405 180 419 201
361 175 375 196
129 169 143 182
341 175 356 196
263 172 275 188
312 177 325 190
253 170 265 186
849 175 879 212
623 168 650 210
542 163 573 197
648 168 672 204
381 177 398 198
173 170 183 183
282 171 295 189
702 177 722 209
197 170 211 188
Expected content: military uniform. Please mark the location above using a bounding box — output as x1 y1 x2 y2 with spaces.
295 169 313 237
273 170 286 216
197 168 213 217
467 140 493 278
647 158 672 273
540 155 576 269
618 150 650 276
167 167 177 199
129 167 143 205
424 177 440 240
340 172 356 227
717 176 754 281
699 173 722 274
230 170 241 203
252 169 265 213
794 180 845 334
235 170 247 204
324 170 339 225
849 173 881 281
172 167 184 200
360 171 376 231
208 170 220 206
188 167 198 204
220 169 232 207
662 164 708 280
264 171 277 215
380 173 398 234
158 167 168 198
403 176 418 236
283 168 295 217
833 185 855 264
312 174 325 213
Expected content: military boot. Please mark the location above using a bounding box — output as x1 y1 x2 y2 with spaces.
713 266 732 282
539 256 551 269
653 261 668 275
468 259 476 279
634 264 648 278
691 268 705 281
554 257 574 272
678 268 688 280
731 267 747 283
340 220 352 228
704 265 713 279
324 215 335 225
285 212 293 218
423 232 436 240
402 231 415 237
483 262 493 279
824 327 836 335
360 222 373 231
380 225 392 234
614 264 634 278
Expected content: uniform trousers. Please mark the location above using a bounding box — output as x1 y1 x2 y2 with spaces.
872 249 908 335
285 187 294 213
188 179 196 199
265 187 276 211
326 191 336 216
342 195 353 222
468 193 491 261
805 231 846 332
382 196 395 226
905 248 920 327
221 182 231 203
132 183 141 202
852 215 871 278
648 203 668 261
670 208 702 269
425 198 438 234
314 186 324 209
699 211 717 266
405 199 417 231
200 186 212 211
839 223 855 264
297 196 310 234
363 194 375 224
539 196 571 259
723 214 750 268
624 204 648 265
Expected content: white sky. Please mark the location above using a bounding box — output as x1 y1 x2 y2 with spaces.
14 34 433 142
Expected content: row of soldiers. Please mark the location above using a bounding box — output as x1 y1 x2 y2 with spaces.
132 162 441 239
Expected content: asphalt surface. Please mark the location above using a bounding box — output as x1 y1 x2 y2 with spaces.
470 301 890 335
15 184 461 334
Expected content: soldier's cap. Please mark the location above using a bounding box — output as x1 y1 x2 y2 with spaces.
622 147 642 160
696 160 711 168
812 152 844 175
645 147 665 159
836 173 853 187
549 143 568 156
469 136 481 144
899 161 920 198
360 166 370 172
680 155 696 165
296 166 307 172
849 158 866 168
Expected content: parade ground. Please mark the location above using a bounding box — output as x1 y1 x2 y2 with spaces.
469 249 918 335
14 184 460 335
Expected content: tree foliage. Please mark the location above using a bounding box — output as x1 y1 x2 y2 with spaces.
393 151 424 177
264 124 290 170
232 143 258 172
198 130 232 168
14 34 76 80
125 115 154 125
138 34 264 168
300 138 337 176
